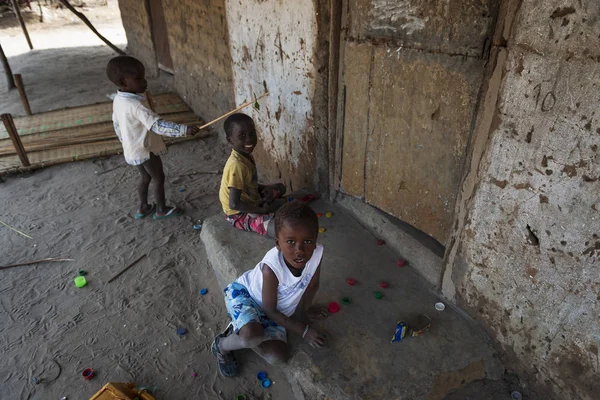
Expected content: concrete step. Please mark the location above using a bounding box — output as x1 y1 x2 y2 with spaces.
200 199 503 400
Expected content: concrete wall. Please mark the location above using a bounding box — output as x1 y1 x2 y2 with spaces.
444 1 600 398
224 0 330 193
117 0 158 77
338 0 499 246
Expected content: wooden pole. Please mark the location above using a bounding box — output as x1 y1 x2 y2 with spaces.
195 92 269 131
14 74 32 115
0 42 15 90
10 0 33 50
58 0 125 55
1 113 30 167
108 254 146 283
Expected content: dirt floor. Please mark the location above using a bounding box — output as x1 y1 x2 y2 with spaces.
0 4 294 400
0 0 172 116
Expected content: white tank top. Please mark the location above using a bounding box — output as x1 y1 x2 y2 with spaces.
236 244 323 317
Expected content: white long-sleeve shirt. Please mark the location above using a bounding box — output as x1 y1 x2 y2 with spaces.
112 91 187 165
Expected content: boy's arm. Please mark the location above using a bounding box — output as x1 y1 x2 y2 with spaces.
300 264 328 323
261 264 325 347
151 119 198 137
229 187 275 213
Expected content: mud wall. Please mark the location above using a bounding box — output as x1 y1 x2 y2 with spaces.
445 1 600 398
117 0 158 77
338 0 499 249
162 0 236 122
224 0 330 193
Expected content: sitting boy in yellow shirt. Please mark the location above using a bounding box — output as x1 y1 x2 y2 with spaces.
219 113 286 236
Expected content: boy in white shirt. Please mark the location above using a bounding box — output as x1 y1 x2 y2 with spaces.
211 201 328 377
106 55 199 219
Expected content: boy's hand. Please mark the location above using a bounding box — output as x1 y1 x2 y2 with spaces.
306 306 329 323
186 125 201 136
304 327 326 348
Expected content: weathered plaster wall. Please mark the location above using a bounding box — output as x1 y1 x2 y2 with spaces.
339 0 499 248
224 0 330 193
162 0 236 122
117 0 158 77
446 1 600 398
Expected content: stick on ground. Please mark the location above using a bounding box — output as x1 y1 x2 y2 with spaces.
108 254 146 283
0 258 75 270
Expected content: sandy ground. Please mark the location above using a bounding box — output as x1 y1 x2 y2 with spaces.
0 4 294 400
0 0 172 116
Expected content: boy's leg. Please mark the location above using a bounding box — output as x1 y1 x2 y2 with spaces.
135 165 152 214
252 340 289 366
142 153 181 216
219 321 265 351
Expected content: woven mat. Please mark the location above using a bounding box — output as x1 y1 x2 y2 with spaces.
0 93 205 175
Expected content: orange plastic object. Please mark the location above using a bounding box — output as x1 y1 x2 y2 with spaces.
89 382 155 400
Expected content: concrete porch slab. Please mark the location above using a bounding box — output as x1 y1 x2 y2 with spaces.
200 199 502 400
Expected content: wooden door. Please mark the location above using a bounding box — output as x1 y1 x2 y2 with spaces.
148 0 173 73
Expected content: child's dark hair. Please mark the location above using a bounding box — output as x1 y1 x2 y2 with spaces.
106 56 144 86
274 201 319 236
223 113 254 138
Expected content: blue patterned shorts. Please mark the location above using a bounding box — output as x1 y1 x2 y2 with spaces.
223 282 287 343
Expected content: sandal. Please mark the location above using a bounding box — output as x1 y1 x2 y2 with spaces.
153 207 184 220
211 323 238 377
134 203 156 219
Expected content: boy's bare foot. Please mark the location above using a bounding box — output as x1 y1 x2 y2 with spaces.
211 323 238 377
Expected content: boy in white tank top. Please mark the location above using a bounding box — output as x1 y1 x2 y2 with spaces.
211 202 328 377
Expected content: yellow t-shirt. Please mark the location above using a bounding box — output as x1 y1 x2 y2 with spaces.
219 149 261 216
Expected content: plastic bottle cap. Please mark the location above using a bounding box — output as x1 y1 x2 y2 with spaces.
261 378 272 388
237 395 247 400
200 288 208 295
316 213 323 218
397 259 407 267
192 372 197 377
374 291 383 299
376 239 386 246
328 302 340 313
193 224 202 231
318 228 326 233
379 281 389 288
511 392 522 400
82 368 94 380
177 327 187 335
347 278 356 286
74 276 87 288
435 302 446 311
179 188 186 192
78 269 87 276
287 197 294 202
257 371 267 380
325 212 333 218
342 297 350 305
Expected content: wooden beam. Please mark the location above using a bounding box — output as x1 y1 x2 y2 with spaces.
0 42 15 90
58 0 125 55
14 74 32 115
10 0 33 50
1 113 30 167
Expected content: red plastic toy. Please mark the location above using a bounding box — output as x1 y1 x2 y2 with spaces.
328 302 340 313
397 259 407 267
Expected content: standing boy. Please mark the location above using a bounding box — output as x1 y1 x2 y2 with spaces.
106 55 198 219
219 113 286 236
